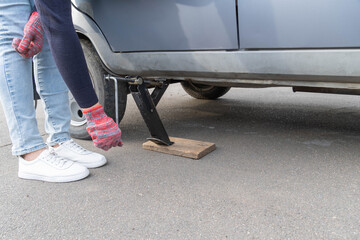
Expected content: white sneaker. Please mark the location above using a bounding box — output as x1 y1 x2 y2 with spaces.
18 149 89 183
51 139 107 168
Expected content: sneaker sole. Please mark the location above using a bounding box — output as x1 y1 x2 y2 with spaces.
18 169 90 183
77 158 107 169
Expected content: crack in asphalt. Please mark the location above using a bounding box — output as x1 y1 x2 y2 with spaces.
0 143 12 148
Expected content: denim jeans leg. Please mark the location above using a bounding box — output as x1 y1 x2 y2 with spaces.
33 37 71 146
0 0 47 156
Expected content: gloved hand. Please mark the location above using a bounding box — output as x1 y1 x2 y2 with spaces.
12 12 44 58
83 104 123 151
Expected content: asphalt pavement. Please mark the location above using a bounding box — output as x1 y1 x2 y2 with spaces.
0 84 360 239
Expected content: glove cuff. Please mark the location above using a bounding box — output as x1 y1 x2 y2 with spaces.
30 11 39 19
82 104 103 113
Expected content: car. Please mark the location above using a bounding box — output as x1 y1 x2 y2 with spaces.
69 0 360 139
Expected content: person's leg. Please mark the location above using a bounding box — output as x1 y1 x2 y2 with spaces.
0 0 47 157
34 34 107 168
33 35 71 147
33 0 123 151
33 0 98 108
0 0 89 182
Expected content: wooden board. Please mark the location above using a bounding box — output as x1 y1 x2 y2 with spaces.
142 137 216 160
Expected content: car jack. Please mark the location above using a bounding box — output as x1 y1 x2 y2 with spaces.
105 75 174 146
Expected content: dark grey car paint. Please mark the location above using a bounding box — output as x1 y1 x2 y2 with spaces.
71 1 360 89
72 0 238 52
239 0 360 49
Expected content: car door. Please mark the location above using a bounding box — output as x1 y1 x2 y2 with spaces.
72 0 239 52
238 0 360 49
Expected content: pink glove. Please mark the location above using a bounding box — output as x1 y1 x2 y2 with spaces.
12 12 44 58
83 104 123 151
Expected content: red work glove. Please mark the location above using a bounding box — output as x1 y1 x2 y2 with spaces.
12 12 44 58
83 104 123 151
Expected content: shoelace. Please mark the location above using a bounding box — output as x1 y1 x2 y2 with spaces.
46 149 68 167
63 140 89 154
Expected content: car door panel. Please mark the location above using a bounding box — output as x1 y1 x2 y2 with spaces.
239 0 360 49
73 0 238 52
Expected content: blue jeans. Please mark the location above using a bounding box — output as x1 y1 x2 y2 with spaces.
0 0 71 156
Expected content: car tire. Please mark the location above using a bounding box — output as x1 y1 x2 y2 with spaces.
69 39 128 140
181 81 231 100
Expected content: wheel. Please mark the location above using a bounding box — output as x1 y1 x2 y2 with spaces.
181 81 231 99
69 39 128 139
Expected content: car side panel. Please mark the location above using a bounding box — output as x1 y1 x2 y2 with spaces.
239 0 360 49
72 3 360 89
72 0 238 52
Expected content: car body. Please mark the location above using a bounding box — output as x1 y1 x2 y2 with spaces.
69 0 360 138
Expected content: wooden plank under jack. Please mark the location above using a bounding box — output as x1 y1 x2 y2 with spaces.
143 137 216 160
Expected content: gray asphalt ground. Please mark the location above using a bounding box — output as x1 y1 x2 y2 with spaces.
0 84 360 240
